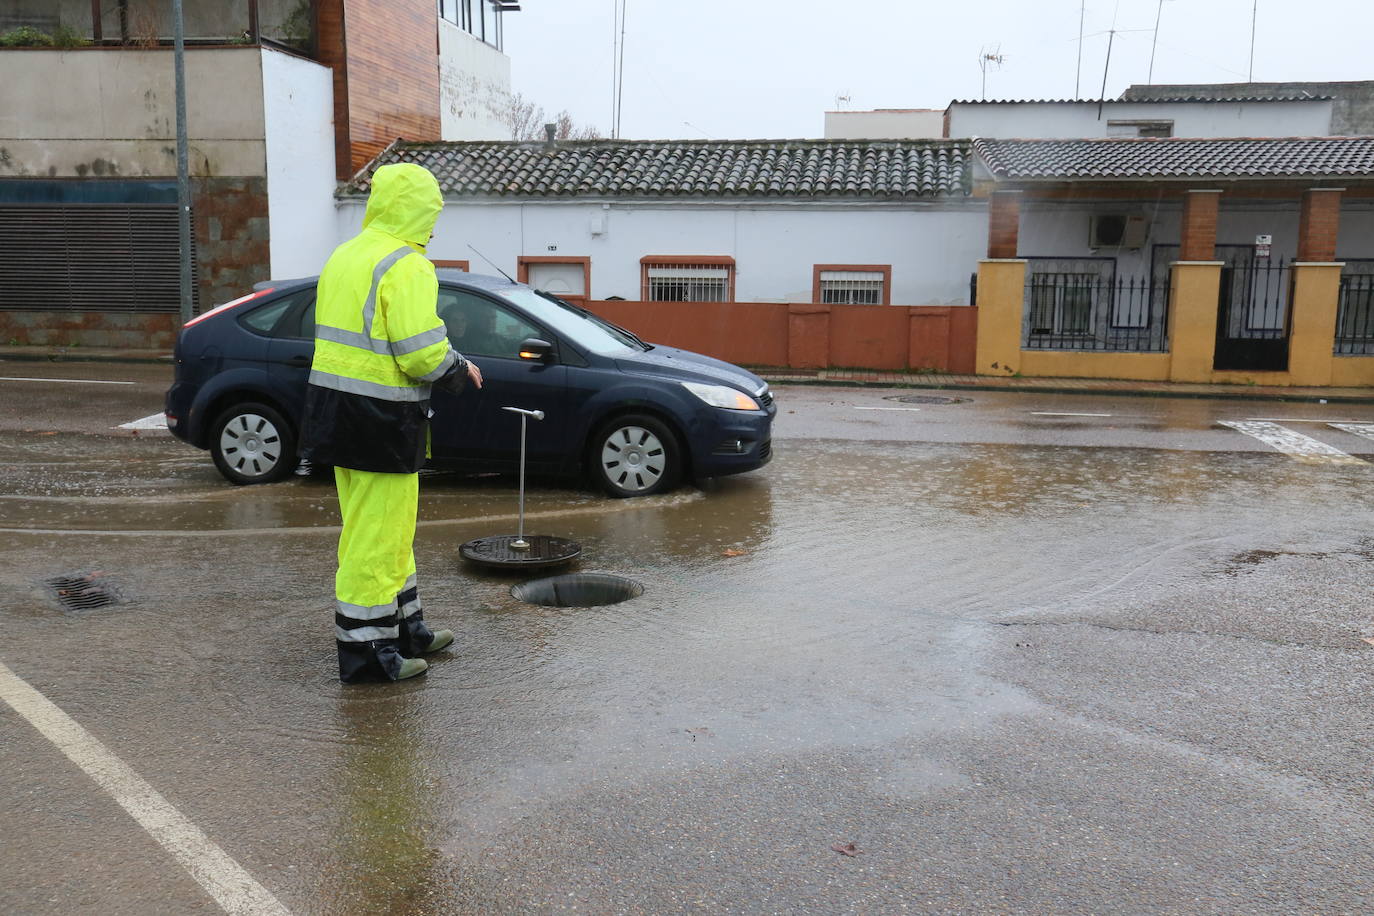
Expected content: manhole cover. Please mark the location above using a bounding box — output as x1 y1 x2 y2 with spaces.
883 395 970 405
511 573 643 608
460 535 582 569
45 572 121 612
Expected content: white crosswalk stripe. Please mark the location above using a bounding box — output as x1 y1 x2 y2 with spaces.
117 413 169 430
1328 422 1374 443
1218 420 1366 464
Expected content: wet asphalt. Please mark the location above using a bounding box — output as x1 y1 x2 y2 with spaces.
1 362 1373 915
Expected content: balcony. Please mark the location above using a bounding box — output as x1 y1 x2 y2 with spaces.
0 1 316 57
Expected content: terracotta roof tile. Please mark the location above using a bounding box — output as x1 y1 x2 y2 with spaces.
974 137 1374 180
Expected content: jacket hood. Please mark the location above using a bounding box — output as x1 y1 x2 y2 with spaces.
362 163 444 249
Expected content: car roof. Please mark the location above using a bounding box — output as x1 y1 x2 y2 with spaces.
253 271 524 295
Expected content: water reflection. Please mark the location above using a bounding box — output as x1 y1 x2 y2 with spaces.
325 690 445 916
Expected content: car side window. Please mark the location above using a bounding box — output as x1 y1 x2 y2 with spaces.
437 288 545 359
239 289 314 338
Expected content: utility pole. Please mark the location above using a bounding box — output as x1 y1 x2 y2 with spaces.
1148 0 1164 84
1248 0 1258 82
1075 1 1085 98
173 0 192 323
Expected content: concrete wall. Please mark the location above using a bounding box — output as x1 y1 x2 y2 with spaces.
0 47 266 178
947 100 1333 139
339 200 988 306
262 47 337 279
823 110 944 139
439 19 511 141
1122 81 1374 135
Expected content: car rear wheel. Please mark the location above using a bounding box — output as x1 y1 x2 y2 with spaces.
210 402 296 485
591 413 682 498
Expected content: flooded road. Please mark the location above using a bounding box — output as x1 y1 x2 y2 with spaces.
2 364 1373 914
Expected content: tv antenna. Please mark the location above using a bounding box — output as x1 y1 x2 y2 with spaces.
978 45 1006 100
835 90 852 110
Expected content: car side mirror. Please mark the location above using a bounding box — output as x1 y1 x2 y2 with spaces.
518 337 554 362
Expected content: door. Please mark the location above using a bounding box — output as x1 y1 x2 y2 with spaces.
1213 249 1291 372
518 257 590 305
430 287 568 466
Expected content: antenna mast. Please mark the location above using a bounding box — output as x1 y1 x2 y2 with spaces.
978 46 1006 101
1075 1 1086 98
1148 0 1164 83
1248 0 1257 82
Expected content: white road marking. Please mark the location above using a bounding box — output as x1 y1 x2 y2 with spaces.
0 660 292 916
1030 411 1113 417
1328 422 1374 443
853 406 920 411
1218 420 1366 464
118 413 169 430
1245 417 1357 423
0 376 134 386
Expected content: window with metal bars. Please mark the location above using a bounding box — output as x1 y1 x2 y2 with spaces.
818 269 886 305
1028 273 1096 335
641 258 735 302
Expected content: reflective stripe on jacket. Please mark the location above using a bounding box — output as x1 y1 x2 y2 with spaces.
300 163 458 473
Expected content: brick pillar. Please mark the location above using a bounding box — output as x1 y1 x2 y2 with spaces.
1179 189 1222 261
987 190 1022 260
1297 188 1343 262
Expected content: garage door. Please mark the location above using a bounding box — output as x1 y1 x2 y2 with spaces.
0 204 198 312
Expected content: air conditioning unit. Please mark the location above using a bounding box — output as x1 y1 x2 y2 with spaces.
1089 213 1148 250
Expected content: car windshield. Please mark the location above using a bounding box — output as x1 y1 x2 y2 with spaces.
495 287 650 355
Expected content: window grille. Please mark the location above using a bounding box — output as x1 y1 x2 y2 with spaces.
1029 274 1096 335
1336 261 1374 355
819 270 884 305
643 262 733 302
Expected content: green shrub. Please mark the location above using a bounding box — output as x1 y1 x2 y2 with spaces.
0 26 54 47
51 25 89 48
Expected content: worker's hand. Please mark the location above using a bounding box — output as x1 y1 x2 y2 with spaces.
466 360 483 389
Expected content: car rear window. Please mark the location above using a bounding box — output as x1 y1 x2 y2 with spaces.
239 289 314 337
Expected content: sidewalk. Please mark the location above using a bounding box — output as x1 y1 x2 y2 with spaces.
6 344 1374 404
760 368 1374 403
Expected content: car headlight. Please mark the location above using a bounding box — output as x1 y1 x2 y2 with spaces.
681 381 760 411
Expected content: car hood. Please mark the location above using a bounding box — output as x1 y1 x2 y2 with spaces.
614 346 766 393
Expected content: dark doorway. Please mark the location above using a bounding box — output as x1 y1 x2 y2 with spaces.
1214 250 1291 372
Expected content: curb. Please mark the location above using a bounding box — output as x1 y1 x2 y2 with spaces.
758 375 1374 405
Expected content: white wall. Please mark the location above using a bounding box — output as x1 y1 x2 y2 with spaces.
824 110 944 139
337 199 987 305
947 100 1334 139
262 48 337 280
0 47 266 178
439 20 512 141
1018 199 1374 278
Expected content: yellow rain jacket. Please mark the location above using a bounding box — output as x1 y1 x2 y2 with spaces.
301 163 466 472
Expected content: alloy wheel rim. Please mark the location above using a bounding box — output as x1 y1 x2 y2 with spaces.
601 425 665 492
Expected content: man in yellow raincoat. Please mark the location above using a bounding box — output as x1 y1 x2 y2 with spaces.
301 162 482 683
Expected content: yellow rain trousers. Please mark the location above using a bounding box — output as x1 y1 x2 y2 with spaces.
300 162 464 683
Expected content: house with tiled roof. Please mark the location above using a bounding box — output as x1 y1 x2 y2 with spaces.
970 134 1374 387
340 137 982 308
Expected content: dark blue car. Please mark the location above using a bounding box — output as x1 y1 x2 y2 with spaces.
164 271 775 497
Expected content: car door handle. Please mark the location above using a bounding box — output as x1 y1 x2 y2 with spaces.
285 355 311 368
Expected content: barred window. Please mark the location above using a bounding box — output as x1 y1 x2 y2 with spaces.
819 269 885 305
641 258 734 302
1029 273 1096 335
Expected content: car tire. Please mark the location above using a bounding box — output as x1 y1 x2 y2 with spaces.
590 413 682 498
209 401 297 486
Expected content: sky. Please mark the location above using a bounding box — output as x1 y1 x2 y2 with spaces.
500 0 1372 140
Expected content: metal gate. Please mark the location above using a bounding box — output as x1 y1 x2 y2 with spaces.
0 204 196 312
1214 252 1291 372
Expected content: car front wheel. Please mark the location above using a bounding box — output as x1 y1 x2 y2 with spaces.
591 413 682 498
210 402 297 485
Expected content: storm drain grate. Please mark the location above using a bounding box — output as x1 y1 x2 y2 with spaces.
45 572 121 612
884 395 970 405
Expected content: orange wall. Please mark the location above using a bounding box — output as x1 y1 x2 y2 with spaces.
583 300 976 373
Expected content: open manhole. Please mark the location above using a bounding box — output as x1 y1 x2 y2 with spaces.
511 573 643 608
884 394 970 405
45 572 121 612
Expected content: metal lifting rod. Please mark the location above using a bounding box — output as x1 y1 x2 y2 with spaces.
502 407 544 549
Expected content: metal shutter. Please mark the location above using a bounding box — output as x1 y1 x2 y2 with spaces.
0 204 198 312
